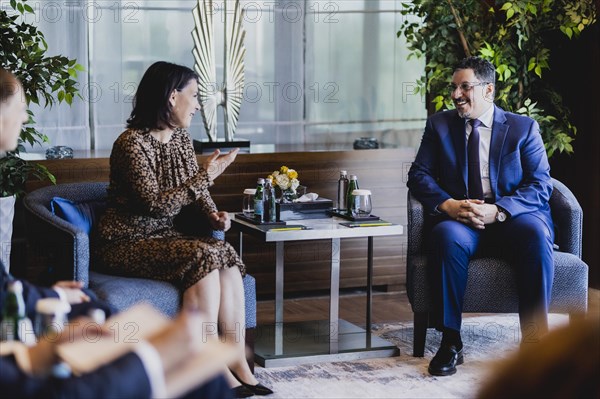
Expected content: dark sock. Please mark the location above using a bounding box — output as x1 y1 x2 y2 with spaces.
441 328 462 349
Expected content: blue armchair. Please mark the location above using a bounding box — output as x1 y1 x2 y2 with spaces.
23 182 256 367
406 178 588 356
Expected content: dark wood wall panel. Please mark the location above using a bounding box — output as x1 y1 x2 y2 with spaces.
25 149 414 296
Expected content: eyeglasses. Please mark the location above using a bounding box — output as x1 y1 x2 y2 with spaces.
448 81 490 94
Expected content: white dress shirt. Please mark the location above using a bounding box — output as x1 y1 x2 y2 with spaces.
135 341 167 398
466 105 494 199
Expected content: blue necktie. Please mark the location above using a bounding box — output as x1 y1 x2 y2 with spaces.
468 119 484 200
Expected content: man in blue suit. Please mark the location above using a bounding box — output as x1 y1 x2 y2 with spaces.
407 57 554 376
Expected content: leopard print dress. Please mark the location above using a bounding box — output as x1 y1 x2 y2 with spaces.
97 128 245 290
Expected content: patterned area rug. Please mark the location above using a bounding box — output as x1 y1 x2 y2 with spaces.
254 314 569 398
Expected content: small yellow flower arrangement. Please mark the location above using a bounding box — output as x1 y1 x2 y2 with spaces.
268 166 300 191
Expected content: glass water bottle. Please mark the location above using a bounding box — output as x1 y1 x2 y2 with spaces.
254 178 265 222
346 174 359 215
0 280 35 345
337 170 349 211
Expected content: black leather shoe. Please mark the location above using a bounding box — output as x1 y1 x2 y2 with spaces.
428 344 464 376
232 385 254 398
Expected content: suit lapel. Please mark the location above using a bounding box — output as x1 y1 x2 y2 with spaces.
450 113 468 194
489 105 509 199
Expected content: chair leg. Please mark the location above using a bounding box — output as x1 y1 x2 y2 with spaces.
413 312 428 357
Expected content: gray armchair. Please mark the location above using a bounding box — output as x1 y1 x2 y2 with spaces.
23 182 257 367
407 178 588 356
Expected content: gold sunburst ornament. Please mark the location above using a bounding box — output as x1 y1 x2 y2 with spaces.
192 0 246 142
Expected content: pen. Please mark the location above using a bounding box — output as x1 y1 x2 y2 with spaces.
349 222 393 227
269 227 304 231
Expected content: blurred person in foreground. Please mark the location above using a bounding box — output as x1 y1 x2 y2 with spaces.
478 318 599 399
0 67 232 399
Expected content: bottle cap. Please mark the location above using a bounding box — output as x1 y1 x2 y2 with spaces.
340 170 347 175
36 298 72 315
243 188 257 195
352 189 371 195
349 175 358 180
257 178 265 184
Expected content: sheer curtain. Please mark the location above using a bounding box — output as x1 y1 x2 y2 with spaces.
22 0 90 151
305 0 426 147
22 0 425 152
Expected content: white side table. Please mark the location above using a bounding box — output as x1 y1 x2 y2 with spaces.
232 215 404 367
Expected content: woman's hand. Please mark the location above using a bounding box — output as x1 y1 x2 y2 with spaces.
208 211 231 232
203 148 240 181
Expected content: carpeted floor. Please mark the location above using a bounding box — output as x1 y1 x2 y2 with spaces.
254 313 570 398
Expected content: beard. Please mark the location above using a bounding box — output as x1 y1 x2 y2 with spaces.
457 110 471 119
454 99 471 119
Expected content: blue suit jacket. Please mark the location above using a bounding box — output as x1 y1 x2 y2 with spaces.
0 263 114 322
407 105 553 230
1 352 232 399
1 352 152 399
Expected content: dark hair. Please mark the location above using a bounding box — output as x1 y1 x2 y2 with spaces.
0 68 20 104
454 57 496 86
127 61 198 130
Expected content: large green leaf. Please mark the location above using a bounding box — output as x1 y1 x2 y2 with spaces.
0 0 82 195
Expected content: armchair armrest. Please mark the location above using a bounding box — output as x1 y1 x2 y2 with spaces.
549 178 583 258
406 190 427 305
407 190 426 259
23 198 91 286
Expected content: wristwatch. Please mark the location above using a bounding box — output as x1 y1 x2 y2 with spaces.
495 206 507 223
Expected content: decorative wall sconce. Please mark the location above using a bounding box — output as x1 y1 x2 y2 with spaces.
192 0 247 147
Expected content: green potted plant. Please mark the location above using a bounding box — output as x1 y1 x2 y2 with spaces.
1 0 83 270
397 0 596 158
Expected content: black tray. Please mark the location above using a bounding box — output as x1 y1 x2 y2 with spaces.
327 209 381 222
277 198 333 221
235 213 286 225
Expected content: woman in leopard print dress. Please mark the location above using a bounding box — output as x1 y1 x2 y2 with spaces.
97 62 271 397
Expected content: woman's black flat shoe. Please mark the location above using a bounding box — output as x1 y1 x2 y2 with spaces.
242 382 273 396
231 371 274 396
232 385 254 398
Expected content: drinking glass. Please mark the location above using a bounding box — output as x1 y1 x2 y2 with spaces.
350 189 373 218
242 188 256 217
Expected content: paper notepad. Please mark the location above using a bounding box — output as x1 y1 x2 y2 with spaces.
57 303 237 398
57 303 170 373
